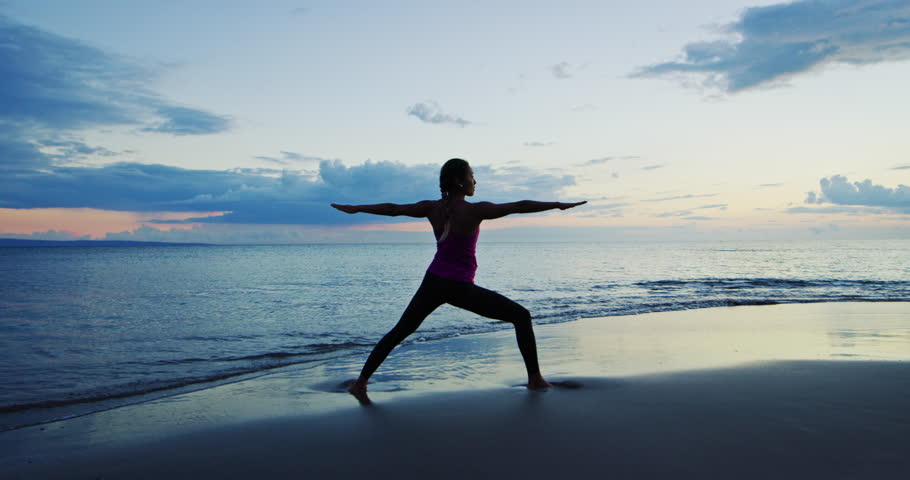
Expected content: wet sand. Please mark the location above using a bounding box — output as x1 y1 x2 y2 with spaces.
2 302 909 479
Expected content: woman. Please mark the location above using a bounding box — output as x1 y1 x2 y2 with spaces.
331 158 585 402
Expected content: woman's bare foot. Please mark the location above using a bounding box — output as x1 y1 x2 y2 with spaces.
347 378 372 405
527 375 552 391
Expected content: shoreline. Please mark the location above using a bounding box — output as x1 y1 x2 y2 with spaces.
2 301 909 478
4 299 908 432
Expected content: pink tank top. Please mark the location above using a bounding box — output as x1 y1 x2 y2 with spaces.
426 228 479 283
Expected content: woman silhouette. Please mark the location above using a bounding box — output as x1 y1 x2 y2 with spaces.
332 158 585 402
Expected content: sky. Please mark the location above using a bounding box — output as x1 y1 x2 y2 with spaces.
1 0 909 243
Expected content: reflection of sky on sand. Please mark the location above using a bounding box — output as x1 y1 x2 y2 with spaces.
6 302 908 458
551 302 910 377
826 329 910 358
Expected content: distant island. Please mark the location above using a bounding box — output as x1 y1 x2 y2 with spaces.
0 239 212 247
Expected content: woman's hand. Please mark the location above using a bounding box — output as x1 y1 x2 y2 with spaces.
331 204 359 214
558 201 587 210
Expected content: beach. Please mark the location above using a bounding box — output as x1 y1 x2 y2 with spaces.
2 302 909 479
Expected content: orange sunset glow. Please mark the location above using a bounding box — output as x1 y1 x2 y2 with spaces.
0 208 224 239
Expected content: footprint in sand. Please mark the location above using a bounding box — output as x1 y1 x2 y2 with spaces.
514 380 584 390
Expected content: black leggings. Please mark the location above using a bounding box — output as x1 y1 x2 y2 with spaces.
358 272 542 381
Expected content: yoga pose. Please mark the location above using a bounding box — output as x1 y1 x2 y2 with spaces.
331 158 585 402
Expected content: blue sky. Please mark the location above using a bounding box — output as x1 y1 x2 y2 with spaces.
1 0 909 243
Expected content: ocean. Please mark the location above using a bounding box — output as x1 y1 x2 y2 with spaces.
1 239 908 430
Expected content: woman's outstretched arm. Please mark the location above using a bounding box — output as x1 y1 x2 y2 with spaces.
473 200 586 220
331 201 435 218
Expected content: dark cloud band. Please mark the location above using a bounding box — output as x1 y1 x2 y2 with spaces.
632 0 910 92
1 159 576 225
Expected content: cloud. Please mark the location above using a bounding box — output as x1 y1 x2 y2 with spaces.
100 224 340 245
760 183 784 187
40 139 119 157
226 167 316 177
696 203 728 210
551 61 573 79
281 151 320 161
0 14 231 172
587 202 633 211
1 159 575 225
632 0 910 92
406 102 473 127
471 165 576 199
804 174 910 213
255 151 334 165
644 193 718 202
0 16 143 130
655 209 694 218
893 164 910 170
642 164 664 170
582 158 612 166
587 195 627 202
141 106 232 136
524 141 554 147
577 211 624 219
787 205 888 214
3 229 92 241
0 223 351 245
577 156 640 167
668 203 727 220
654 203 726 218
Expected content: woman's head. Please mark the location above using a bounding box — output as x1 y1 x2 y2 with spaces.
439 158 475 199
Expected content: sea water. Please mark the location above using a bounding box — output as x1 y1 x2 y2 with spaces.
1 240 908 430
